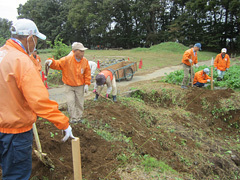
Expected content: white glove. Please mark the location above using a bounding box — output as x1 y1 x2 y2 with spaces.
189 59 193 64
215 67 217 71
207 79 211 83
45 60 53 66
226 68 229 71
84 85 88 93
213 80 215 82
62 125 75 142
195 63 199 68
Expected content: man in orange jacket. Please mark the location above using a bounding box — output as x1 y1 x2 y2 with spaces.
0 19 74 180
93 69 117 102
193 68 214 87
181 43 201 89
214 48 230 81
45 42 91 123
30 48 42 73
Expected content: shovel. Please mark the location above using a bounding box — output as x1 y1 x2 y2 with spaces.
32 123 55 168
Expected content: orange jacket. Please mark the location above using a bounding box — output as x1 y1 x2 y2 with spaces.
214 53 230 71
182 48 198 66
193 70 211 84
0 39 69 134
49 54 91 86
100 70 113 82
30 54 42 72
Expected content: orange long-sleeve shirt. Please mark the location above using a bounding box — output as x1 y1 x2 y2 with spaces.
214 53 230 71
30 54 42 72
49 54 91 86
182 48 198 66
0 39 69 134
193 70 211 84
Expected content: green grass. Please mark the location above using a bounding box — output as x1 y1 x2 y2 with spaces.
141 154 178 174
162 64 240 89
37 42 218 75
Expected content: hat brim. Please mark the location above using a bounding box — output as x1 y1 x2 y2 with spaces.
36 32 46 40
77 48 88 51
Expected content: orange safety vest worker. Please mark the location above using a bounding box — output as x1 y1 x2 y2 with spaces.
49 54 91 86
0 39 69 134
193 70 211 84
182 48 198 66
214 53 230 71
30 54 42 72
99 70 113 82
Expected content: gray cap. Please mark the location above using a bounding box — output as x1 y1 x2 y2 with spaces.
96 74 106 85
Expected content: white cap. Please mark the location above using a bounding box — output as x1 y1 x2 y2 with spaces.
221 48 227 53
72 42 88 51
11 19 46 40
203 68 210 75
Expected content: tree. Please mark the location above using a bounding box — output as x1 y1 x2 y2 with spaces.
0 18 12 46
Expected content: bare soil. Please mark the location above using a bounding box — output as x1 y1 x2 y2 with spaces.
29 86 240 180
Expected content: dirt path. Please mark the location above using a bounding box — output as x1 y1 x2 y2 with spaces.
49 60 212 105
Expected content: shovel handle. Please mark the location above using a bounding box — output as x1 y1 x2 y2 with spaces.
33 123 42 153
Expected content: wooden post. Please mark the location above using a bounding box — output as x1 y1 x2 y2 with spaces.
191 65 193 87
72 138 82 180
211 67 213 90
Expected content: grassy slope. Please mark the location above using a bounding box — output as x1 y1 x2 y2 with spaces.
38 42 217 75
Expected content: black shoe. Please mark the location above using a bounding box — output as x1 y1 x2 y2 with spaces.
94 94 99 101
217 77 222 81
112 95 117 102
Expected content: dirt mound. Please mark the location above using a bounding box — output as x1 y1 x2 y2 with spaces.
31 120 123 180
185 88 234 114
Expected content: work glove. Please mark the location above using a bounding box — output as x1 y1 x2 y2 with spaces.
207 79 211 83
226 68 229 71
215 67 217 71
84 85 88 93
45 59 53 66
195 63 199 68
189 59 193 64
93 89 97 94
106 94 109 98
62 125 75 142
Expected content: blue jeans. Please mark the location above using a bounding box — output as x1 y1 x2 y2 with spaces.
194 82 205 87
0 130 33 180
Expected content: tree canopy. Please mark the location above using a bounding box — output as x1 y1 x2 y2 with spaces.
0 0 239 52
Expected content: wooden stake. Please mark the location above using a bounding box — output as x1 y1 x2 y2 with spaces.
191 65 193 87
211 67 213 90
72 138 82 180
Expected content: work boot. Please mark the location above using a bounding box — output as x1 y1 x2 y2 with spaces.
112 95 117 102
217 77 222 81
94 94 99 101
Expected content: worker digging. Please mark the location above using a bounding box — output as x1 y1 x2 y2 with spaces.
93 69 118 102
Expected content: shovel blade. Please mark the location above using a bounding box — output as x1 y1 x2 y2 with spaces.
34 150 55 169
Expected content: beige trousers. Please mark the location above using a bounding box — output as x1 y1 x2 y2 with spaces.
181 63 194 86
65 85 84 122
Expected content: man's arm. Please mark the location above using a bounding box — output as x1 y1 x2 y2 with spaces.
20 67 69 130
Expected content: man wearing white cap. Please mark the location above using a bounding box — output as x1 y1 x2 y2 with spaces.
214 48 230 81
0 19 74 180
193 68 213 87
45 42 91 123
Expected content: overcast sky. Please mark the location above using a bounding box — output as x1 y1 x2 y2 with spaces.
0 0 28 22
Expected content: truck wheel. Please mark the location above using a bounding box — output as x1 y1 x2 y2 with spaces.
125 68 133 81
